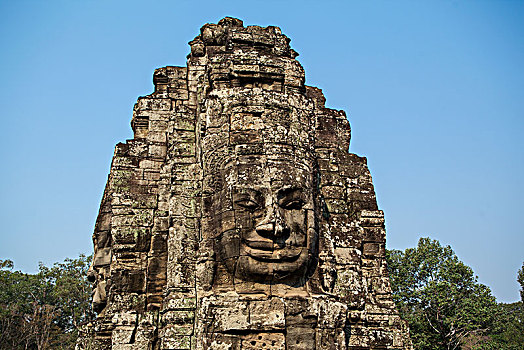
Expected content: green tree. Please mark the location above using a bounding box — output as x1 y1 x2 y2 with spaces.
0 258 51 349
485 301 524 350
0 255 93 350
386 238 497 350
472 262 524 350
38 254 94 348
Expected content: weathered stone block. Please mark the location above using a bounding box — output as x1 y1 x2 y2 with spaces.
112 270 146 293
287 327 316 350
248 298 285 329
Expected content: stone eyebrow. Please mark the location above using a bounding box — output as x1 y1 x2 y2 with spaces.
232 187 265 203
232 187 264 195
276 186 304 200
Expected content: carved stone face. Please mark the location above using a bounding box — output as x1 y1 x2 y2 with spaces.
214 153 317 285
87 246 111 313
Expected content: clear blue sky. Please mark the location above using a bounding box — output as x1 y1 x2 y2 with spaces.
0 0 522 303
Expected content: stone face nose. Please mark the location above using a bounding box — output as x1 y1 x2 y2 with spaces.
255 222 275 237
255 205 289 239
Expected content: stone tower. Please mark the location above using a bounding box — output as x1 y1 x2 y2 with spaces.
78 17 412 350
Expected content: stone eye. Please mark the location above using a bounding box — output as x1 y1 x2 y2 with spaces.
235 199 259 210
280 199 305 210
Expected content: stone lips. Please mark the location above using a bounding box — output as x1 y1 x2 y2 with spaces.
77 17 412 350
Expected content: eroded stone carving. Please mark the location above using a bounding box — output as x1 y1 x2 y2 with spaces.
77 17 412 350
203 140 318 289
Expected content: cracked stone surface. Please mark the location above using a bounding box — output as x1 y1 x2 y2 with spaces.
77 17 412 350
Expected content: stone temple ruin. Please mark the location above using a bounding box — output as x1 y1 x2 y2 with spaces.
78 17 412 350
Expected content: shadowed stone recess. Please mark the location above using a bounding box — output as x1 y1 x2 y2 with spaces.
77 17 412 350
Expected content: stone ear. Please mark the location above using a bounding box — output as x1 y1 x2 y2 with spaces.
319 254 336 293
197 258 216 291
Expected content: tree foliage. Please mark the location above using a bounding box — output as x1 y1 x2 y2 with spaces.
485 301 524 350
386 238 497 350
0 255 93 349
479 261 524 350
387 239 524 350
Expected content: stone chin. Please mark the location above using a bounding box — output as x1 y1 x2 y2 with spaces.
217 231 314 285
234 253 311 285
90 278 107 314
